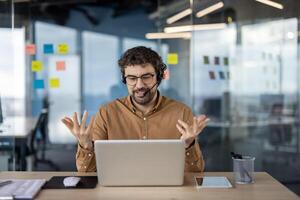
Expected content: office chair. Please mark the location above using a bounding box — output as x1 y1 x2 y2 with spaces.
27 109 60 171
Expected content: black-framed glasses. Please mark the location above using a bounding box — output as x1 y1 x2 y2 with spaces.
125 73 155 86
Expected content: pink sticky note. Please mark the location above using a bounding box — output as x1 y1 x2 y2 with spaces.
56 61 66 71
163 70 170 80
26 44 36 55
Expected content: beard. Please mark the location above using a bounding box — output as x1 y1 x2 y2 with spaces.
131 87 156 105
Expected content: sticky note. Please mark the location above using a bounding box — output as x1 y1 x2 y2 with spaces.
26 44 36 55
203 56 209 64
219 71 225 79
163 69 170 80
43 44 54 54
57 43 69 54
49 78 60 88
214 57 220 65
31 61 43 72
208 71 215 80
224 57 229 66
167 53 178 65
56 61 66 71
33 79 44 89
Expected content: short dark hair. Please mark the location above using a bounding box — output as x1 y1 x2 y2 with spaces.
118 46 167 84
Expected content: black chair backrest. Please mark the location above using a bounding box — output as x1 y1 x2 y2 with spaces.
30 110 48 154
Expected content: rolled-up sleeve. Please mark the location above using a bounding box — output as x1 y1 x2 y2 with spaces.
183 107 205 172
76 107 108 172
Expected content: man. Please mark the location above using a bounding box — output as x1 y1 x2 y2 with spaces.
62 46 210 172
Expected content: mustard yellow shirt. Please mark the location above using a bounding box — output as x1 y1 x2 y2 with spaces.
76 92 205 172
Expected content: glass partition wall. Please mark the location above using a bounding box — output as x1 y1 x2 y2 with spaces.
155 0 300 195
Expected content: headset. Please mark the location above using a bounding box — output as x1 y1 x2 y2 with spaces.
122 63 167 86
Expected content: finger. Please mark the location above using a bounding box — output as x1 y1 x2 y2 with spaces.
63 117 73 124
80 110 88 132
85 115 95 135
197 118 210 129
61 119 73 129
196 119 210 134
73 112 80 130
196 115 207 123
176 123 186 136
177 119 189 129
61 119 76 136
192 117 198 133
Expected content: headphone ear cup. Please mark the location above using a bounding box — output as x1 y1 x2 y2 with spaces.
122 75 126 84
157 64 167 85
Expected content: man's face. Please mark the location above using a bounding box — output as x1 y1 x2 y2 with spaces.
124 64 157 105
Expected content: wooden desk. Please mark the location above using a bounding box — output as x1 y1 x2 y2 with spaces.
0 172 298 200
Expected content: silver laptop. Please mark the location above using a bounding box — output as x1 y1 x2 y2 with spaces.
94 139 185 186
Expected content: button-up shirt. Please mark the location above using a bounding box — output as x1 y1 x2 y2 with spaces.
76 92 205 172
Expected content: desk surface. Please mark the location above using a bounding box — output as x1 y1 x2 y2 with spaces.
0 172 298 200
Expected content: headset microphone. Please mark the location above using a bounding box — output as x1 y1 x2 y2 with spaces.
142 82 158 97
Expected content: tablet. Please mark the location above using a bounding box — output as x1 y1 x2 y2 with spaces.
195 176 232 188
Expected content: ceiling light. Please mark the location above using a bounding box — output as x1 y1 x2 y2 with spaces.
145 32 191 39
164 23 226 33
166 8 192 24
255 0 283 9
196 2 224 18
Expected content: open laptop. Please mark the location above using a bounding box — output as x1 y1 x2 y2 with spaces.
94 139 185 186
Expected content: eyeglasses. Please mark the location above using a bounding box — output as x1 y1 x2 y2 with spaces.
125 73 155 86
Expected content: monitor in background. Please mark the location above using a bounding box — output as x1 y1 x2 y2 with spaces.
201 98 221 121
260 94 284 114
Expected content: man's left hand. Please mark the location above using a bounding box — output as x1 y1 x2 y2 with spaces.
176 115 210 148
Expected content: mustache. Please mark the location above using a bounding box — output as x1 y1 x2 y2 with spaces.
133 88 148 93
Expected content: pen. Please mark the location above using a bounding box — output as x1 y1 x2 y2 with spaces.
0 180 12 188
231 152 253 183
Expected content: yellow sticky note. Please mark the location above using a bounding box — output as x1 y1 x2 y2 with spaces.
57 43 69 54
49 78 60 88
31 61 43 72
167 53 178 65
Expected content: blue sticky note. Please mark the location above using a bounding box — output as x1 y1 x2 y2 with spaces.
43 44 54 54
34 79 44 89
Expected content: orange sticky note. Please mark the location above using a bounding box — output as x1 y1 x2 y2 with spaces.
167 53 178 65
163 69 170 80
56 61 66 71
31 61 43 72
57 43 69 54
26 44 36 55
49 78 60 88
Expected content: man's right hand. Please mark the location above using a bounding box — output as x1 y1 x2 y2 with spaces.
61 111 95 151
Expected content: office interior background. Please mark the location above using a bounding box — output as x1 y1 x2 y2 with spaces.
0 0 299 196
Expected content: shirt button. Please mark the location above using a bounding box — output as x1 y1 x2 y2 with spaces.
88 153 92 157
143 117 146 120
143 136 147 139
191 162 194 166
84 166 87 169
186 152 190 156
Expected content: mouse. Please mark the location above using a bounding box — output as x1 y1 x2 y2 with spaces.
63 176 81 187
